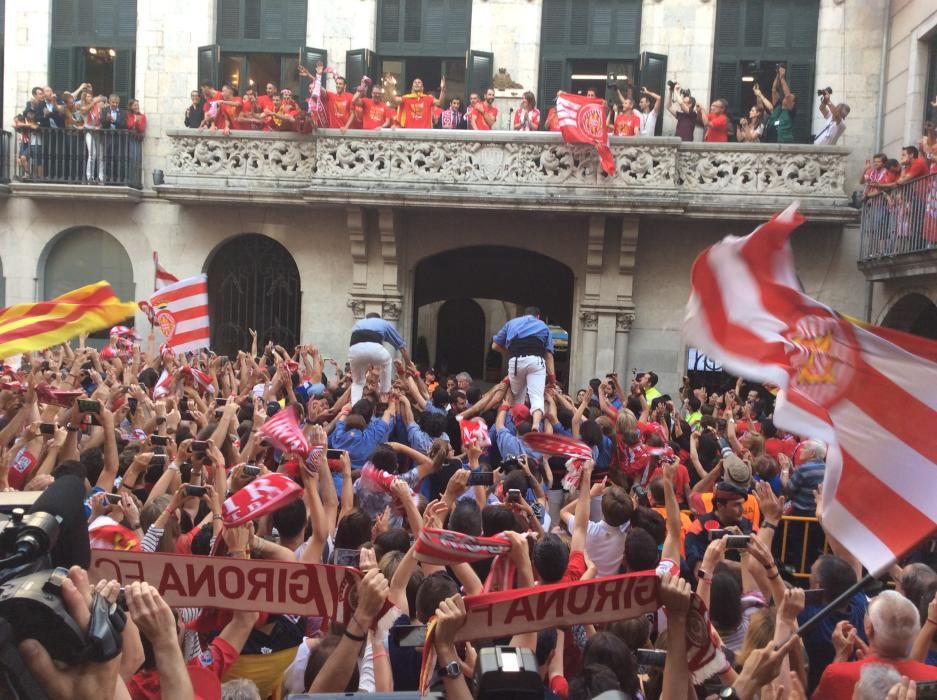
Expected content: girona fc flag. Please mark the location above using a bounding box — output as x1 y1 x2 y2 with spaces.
556 92 616 176
685 204 937 575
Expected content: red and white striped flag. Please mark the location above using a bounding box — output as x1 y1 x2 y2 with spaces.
556 92 616 176
259 405 310 457
140 275 209 355
685 204 937 574
154 252 179 291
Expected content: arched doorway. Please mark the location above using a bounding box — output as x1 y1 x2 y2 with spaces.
435 299 485 378
206 234 301 356
881 293 937 340
40 227 134 341
413 246 575 384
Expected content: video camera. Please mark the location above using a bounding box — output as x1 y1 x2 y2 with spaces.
0 476 125 698
667 80 691 98
817 86 833 98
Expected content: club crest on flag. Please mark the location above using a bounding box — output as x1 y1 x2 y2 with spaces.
156 308 176 340
784 315 857 408
577 103 606 141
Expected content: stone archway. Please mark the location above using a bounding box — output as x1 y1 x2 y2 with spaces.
205 234 301 356
881 293 937 340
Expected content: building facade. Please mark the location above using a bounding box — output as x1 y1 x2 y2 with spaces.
1 0 922 394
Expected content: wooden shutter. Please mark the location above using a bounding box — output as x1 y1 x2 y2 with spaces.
112 48 134 104
715 0 742 49
541 0 566 45
299 47 328 98
612 0 641 52
466 50 494 101
95 0 116 38
713 61 740 115
591 0 612 47
765 4 788 49
77 0 94 35
197 45 221 90
345 49 377 91
638 51 667 135
538 58 565 119
261 0 283 40
404 0 421 42
569 4 587 45
285 0 307 43
53 0 76 37
743 0 764 48
49 47 77 94
445 0 470 48
790 0 818 49
117 0 135 39
380 0 401 43
787 61 815 142
219 0 241 41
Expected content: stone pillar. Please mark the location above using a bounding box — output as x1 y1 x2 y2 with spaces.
614 311 635 376
346 206 403 325
578 310 598 383
307 0 377 78
469 0 542 93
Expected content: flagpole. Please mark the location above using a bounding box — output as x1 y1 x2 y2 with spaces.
779 572 876 648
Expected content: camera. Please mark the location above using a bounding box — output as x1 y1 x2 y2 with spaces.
817 86 833 97
500 455 523 474
606 73 618 90
679 88 691 98
667 80 676 90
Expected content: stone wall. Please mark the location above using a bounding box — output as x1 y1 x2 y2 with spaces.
469 0 543 94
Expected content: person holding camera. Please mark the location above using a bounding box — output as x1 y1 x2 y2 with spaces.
814 87 850 145
665 81 698 142
754 65 797 143
736 104 766 143
697 98 730 142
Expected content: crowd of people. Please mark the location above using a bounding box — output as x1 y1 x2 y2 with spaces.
184 62 849 146
858 119 937 250
13 83 146 184
1 308 935 700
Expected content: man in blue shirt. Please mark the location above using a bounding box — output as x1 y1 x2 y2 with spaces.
348 312 409 404
492 306 555 430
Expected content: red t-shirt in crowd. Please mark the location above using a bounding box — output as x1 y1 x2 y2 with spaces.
649 463 691 504
813 656 937 700
560 550 588 583
765 436 797 459
256 95 275 112
545 107 561 132
905 156 929 180
325 90 354 129
128 637 239 700
614 112 641 136
468 103 497 130
704 113 729 142
359 98 389 130
399 94 434 128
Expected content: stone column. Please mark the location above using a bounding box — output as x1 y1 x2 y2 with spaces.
578 310 598 385
614 311 635 376
346 206 403 325
307 0 377 78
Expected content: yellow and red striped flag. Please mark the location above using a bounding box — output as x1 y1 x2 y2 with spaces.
0 281 137 358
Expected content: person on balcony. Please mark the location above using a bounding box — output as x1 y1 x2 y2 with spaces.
665 83 698 142
697 98 729 143
637 87 661 136
100 93 129 184
466 92 495 131
755 66 797 144
78 90 105 184
511 92 540 132
127 99 146 180
321 72 354 131
257 82 278 113
736 104 765 143
611 89 641 136
353 84 395 130
184 90 202 128
544 91 562 132
814 89 850 146
297 64 330 129
13 110 42 180
435 96 464 130
391 77 446 129
209 84 242 136
261 94 298 132
236 88 262 131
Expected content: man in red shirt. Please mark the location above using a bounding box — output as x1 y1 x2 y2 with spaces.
698 98 729 142
353 85 393 130
393 77 445 129
483 88 499 126
813 591 937 699
212 83 242 135
612 95 641 136
544 91 562 132
899 145 930 182
256 82 277 113
467 93 496 130
323 74 354 130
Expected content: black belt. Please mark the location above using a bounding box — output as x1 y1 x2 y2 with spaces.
350 329 383 345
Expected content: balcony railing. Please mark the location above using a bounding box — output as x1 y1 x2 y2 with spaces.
859 173 937 263
0 130 10 184
161 129 853 217
11 127 142 188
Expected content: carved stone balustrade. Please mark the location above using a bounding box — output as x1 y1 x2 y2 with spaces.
161 129 854 220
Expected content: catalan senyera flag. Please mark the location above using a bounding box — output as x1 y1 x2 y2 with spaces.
140 275 209 355
685 203 937 575
0 282 136 358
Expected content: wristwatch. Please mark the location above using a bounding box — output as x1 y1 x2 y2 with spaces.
440 659 462 679
719 688 740 699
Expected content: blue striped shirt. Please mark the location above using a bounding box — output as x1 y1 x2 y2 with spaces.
492 316 554 353
788 459 825 512
351 317 406 349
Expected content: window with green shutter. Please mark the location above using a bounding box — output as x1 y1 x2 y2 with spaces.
49 0 136 103
710 0 819 142
216 0 308 52
537 0 642 112
376 0 470 58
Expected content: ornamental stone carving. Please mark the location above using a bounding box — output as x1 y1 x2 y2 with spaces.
580 310 599 331
347 298 366 319
162 131 852 215
616 312 636 332
381 299 402 321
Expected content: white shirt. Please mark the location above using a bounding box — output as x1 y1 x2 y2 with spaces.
567 514 630 577
813 114 846 145
639 108 658 136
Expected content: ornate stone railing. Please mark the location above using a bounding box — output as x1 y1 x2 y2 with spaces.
161 129 852 217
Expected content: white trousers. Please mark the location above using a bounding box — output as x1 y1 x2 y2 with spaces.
508 354 546 414
349 342 393 404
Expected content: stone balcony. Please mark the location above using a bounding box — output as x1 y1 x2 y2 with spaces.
159 128 855 221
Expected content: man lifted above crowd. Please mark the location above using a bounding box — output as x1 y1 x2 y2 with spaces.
492 306 555 431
